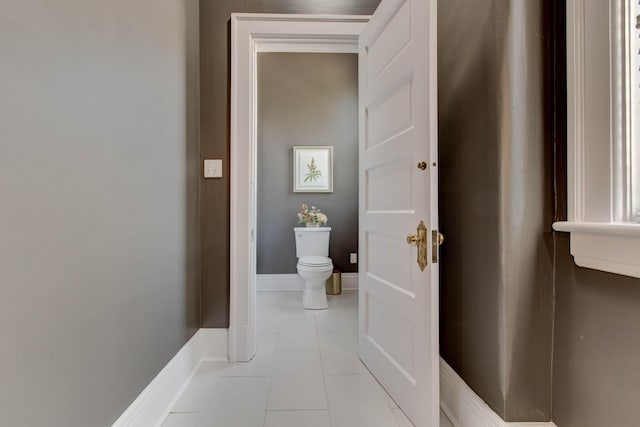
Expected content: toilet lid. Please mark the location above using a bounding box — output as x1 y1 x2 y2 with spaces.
298 256 333 268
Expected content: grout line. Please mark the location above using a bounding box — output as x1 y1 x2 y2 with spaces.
262 331 278 425
315 308 334 427
260 376 271 427
220 374 273 377
324 372 370 376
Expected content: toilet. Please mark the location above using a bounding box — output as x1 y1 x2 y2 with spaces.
294 227 333 310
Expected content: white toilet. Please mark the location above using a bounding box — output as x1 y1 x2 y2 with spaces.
294 227 333 310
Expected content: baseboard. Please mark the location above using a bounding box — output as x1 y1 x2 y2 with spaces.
198 329 230 361
112 328 228 427
256 273 359 291
440 358 557 427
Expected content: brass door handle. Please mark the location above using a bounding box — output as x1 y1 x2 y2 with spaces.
407 234 420 246
407 221 428 271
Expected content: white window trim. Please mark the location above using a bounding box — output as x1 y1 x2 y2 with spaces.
553 0 640 279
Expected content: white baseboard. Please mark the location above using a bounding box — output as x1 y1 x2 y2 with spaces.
440 358 556 427
256 273 359 291
112 328 228 427
198 329 230 361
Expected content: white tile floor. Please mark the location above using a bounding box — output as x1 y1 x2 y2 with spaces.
163 291 453 427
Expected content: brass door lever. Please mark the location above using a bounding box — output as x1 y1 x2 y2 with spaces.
407 221 428 271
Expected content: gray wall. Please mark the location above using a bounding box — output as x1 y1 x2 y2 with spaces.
552 234 640 427
257 53 358 274
0 1 200 425
438 0 554 421
199 0 381 327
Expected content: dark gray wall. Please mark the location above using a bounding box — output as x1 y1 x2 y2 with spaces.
552 234 640 427
200 0 381 327
0 1 200 425
257 53 358 274
438 0 554 421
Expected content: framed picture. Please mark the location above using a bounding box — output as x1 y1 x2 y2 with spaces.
293 146 334 193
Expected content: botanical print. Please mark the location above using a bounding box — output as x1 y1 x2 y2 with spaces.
293 146 333 193
304 158 322 182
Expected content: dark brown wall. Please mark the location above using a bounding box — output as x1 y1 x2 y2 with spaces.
438 0 502 412
199 0 381 327
438 0 554 421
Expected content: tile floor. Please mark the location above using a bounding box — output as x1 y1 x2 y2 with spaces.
163 291 453 427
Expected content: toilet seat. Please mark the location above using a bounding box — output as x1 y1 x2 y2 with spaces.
298 256 332 268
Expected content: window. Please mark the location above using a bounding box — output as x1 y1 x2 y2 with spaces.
628 1 640 222
554 0 640 278
616 0 640 223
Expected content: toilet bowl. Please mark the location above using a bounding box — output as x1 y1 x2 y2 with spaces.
293 226 333 310
297 256 333 310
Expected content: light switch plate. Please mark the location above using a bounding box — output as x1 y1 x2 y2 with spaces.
204 159 223 178
350 253 358 264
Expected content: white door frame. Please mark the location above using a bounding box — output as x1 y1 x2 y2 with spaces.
230 14 369 362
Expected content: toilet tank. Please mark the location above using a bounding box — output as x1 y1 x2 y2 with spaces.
294 227 332 258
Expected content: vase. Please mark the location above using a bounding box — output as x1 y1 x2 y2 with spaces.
305 222 320 228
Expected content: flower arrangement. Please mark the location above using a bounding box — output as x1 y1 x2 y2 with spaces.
297 204 328 226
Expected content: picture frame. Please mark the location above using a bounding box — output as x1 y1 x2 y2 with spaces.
293 146 334 193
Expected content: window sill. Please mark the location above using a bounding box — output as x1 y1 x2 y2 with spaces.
553 221 640 278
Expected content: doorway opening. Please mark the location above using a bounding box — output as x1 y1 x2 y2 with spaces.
255 52 359 295
229 13 366 363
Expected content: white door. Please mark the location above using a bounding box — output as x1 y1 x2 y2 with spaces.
358 0 439 425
